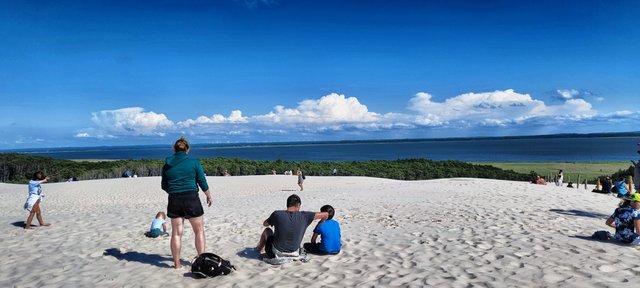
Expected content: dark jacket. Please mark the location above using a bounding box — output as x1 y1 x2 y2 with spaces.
161 151 209 193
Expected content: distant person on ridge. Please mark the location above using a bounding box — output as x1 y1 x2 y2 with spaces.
556 170 563 186
297 169 305 191
602 177 613 194
614 176 629 198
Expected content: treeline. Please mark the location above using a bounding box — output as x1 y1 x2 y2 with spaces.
0 153 534 183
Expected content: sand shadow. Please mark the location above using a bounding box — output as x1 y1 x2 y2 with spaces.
236 247 263 261
569 235 631 247
11 221 26 228
549 209 609 219
103 248 185 268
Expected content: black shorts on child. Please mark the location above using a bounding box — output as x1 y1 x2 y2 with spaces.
167 192 204 219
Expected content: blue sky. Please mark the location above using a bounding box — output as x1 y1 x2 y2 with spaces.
1 0 639 148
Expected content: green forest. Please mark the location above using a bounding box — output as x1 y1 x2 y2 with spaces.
0 153 537 184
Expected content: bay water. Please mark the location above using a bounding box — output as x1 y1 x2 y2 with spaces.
5 136 640 162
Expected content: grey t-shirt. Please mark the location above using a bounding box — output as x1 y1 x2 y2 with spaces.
267 210 316 253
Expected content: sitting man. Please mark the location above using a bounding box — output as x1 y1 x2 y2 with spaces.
303 205 341 255
256 194 328 260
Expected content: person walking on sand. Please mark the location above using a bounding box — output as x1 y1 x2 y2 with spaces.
23 171 51 230
297 169 305 191
256 194 328 259
161 137 213 269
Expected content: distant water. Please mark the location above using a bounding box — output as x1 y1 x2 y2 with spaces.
4 137 640 162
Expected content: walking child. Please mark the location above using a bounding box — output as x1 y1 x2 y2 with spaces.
23 171 50 230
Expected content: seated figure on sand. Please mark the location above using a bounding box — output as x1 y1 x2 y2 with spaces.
256 194 328 263
146 211 170 238
605 193 640 245
303 205 341 255
602 177 613 194
613 176 629 198
535 175 546 185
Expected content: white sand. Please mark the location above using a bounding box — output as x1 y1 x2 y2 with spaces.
0 175 638 287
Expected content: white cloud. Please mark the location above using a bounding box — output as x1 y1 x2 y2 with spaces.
91 107 174 136
74 132 91 138
179 110 248 127
407 89 598 127
254 93 379 125
78 90 629 142
556 89 580 100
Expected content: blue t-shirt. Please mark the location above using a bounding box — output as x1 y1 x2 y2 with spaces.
150 218 165 231
615 181 628 196
314 219 341 253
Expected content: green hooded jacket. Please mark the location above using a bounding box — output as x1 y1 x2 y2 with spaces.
161 151 209 193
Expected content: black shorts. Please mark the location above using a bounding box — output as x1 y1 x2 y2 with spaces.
167 192 204 219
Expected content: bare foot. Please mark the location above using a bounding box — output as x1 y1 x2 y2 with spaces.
24 226 32 230
40 223 51 227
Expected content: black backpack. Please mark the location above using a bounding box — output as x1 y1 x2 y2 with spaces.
191 253 236 278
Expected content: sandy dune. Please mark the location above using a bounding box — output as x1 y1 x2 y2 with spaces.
1 175 637 287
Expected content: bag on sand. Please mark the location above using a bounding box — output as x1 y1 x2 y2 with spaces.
591 230 612 241
191 253 236 278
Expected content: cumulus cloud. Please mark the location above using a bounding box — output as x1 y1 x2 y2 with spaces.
91 107 174 136
79 90 633 142
254 93 380 125
408 89 596 127
179 110 248 127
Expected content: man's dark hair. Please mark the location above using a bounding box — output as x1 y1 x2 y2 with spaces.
287 194 301 207
320 205 335 220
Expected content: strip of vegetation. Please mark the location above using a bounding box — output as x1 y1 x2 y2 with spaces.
1 153 534 183
473 162 634 184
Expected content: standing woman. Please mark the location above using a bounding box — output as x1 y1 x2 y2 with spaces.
297 169 305 191
161 137 212 269
556 170 564 187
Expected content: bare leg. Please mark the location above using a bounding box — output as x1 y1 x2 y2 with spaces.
36 201 49 227
188 216 205 256
256 228 273 252
24 200 41 229
24 212 36 229
170 217 184 269
298 183 304 191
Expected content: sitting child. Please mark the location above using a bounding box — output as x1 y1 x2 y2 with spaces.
147 211 169 238
303 205 341 255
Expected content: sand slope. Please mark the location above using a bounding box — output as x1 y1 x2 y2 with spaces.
1 175 638 287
